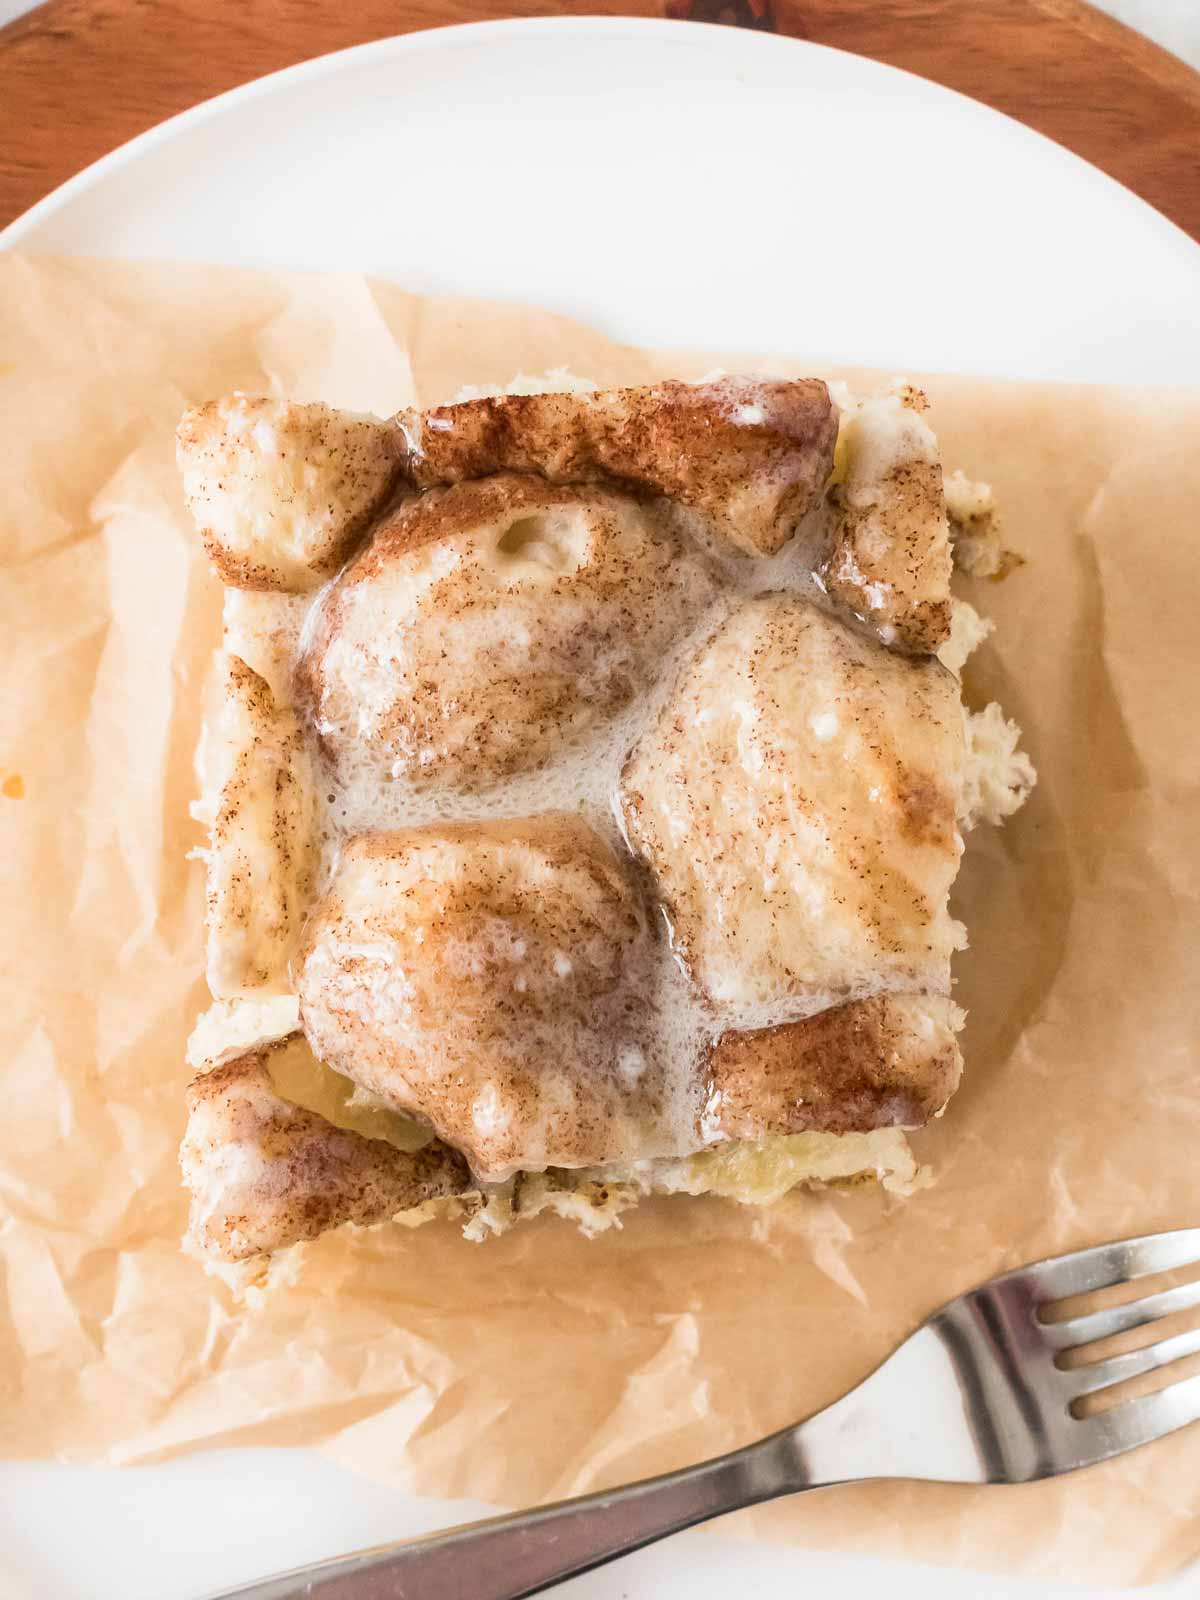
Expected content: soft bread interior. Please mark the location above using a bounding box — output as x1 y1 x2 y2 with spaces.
184 1018 939 1261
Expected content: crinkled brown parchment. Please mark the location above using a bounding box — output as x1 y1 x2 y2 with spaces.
1 253 1198 1585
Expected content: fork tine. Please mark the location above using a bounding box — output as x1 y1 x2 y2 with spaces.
1069 1372 1200 1467
1012 1228 1200 1305
1043 1276 1200 1351
1063 1324 1200 1396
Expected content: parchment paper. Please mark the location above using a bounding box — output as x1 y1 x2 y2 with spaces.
2 252 1198 1585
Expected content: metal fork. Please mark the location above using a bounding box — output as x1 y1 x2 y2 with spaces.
212 1228 1200 1600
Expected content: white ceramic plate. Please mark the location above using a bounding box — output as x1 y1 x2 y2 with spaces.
3 19 1200 1600
7 17 1200 381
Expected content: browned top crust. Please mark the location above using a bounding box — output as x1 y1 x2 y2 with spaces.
293 473 721 794
395 377 839 556
181 1040 469 1260
708 994 962 1140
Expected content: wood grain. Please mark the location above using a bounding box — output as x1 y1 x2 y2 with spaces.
2 0 1199 239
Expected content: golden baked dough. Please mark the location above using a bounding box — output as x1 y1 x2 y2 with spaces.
295 816 698 1181
295 473 719 793
174 374 1032 1264
177 397 403 591
620 594 965 1013
182 1038 469 1261
395 377 838 556
819 386 952 653
200 655 315 999
707 994 962 1139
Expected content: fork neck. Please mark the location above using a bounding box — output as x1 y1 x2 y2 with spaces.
776 1325 996 1487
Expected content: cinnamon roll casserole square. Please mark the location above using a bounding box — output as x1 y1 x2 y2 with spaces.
177 375 1033 1263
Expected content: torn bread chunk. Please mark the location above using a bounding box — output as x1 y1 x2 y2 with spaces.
202 655 315 999
820 386 952 653
177 397 404 591
961 702 1038 830
182 1038 469 1260
936 600 1038 829
620 594 965 1015
295 474 720 794
938 596 995 678
707 994 963 1140
944 468 1018 578
295 816 703 1181
395 377 839 556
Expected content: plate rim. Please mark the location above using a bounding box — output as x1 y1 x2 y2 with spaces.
4 12 1200 280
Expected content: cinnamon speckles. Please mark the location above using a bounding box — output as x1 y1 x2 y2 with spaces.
177 397 405 592
820 386 953 653
708 994 962 1139
178 373 1006 1259
204 655 316 999
395 377 839 557
294 816 707 1180
181 1038 469 1260
294 474 720 794
895 772 957 847
620 594 965 1013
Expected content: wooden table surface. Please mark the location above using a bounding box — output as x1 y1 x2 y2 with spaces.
2 0 1200 239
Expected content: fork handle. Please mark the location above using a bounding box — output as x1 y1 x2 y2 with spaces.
210 1434 807 1600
